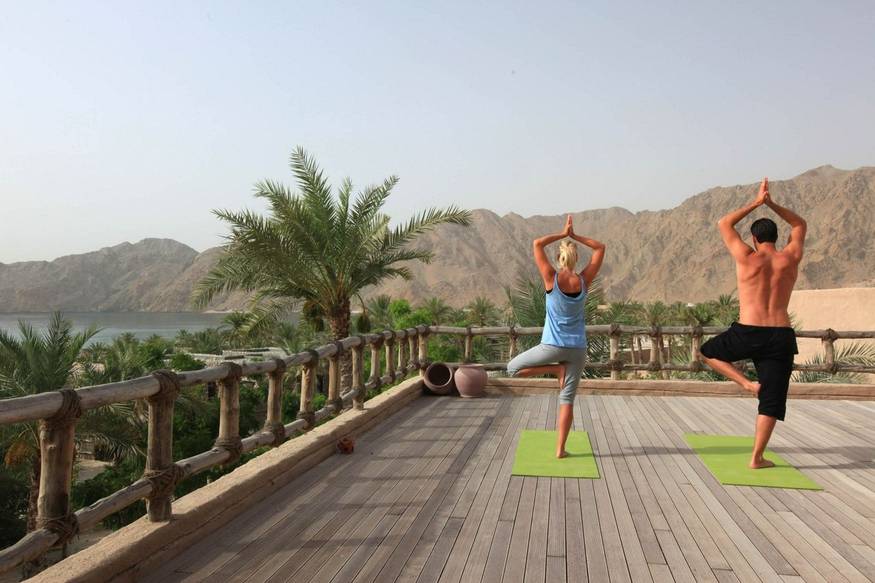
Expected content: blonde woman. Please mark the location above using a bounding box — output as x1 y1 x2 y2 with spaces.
506 215 605 458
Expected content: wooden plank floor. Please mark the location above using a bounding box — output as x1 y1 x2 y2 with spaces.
145 393 875 583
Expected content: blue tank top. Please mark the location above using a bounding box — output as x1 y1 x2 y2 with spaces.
541 272 588 349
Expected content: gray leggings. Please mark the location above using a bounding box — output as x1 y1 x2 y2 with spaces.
506 343 588 404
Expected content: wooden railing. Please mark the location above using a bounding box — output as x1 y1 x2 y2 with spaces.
1 322 873 575
0 326 429 575
430 324 875 378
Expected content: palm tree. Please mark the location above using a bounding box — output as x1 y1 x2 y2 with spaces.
422 297 453 325
0 313 142 534
193 146 471 349
793 342 875 384
637 301 670 328
712 293 740 325
466 296 500 327
685 303 717 327
270 321 312 355
365 295 395 331
174 328 226 355
221 311 253 348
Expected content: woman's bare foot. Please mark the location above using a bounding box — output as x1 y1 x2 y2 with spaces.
749 457 775 469
556 450 569 459
742 380 761 396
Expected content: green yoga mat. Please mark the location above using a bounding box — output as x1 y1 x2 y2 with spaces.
685 434 821 490
512 430 599 478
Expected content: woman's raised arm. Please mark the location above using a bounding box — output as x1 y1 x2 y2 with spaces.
533 215 573 287
570 232 606 288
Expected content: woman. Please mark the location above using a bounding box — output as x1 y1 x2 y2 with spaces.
506 215 605 458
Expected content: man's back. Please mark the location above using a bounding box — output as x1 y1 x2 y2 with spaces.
716 178 807 328
702 177 807 469
736 248 799 327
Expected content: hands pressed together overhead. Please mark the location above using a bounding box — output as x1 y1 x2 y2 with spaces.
755 177 772 207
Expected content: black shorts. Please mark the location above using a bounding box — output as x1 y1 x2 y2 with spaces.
700 322 798 421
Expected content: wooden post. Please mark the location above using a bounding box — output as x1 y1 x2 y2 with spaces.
649 326 663 374
327 342 343 414
509 325 518 360
398 332 409 378
408 331 419 372
37 389 82 551
690 327 704 372
609 325 621 380
143 371 181 522
352 337 365 410
417 328 429 374
370 338 383 390
384 332 396 381
464 326 473 363
298 351 318 429
214 362 243 464
822 328 838 374
264 359 286 445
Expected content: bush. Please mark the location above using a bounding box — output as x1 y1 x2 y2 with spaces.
0 467 28 547
169 352 206 372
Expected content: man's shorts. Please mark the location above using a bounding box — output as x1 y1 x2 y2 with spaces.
700 322 798 421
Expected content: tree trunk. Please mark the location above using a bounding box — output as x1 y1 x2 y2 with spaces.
23 456 45 578
328 299 352 389
661 337 669 379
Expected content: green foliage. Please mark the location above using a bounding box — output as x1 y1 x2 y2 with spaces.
505 275 547 330
0 466 28 546
169 352 206 372
465 296 501 327
712 293 740 325
72 380 274 531
389 299 412 325
793 342 875 384
71 459 146 529
0 312 145 537
422 297 453 325
685 303 717 326
0 312 98 396
175 327 226 355
355 311 372 333
636 301 670 326
366 295 394 330
78 333 170 385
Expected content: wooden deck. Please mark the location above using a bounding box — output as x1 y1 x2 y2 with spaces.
146 392 875 583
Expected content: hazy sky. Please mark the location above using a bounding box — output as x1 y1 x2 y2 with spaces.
2 1 874 263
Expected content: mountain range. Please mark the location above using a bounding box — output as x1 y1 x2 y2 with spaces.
1 164 872 312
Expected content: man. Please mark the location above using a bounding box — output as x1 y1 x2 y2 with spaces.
700 177 806 469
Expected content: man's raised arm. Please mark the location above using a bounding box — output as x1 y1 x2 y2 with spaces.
717 177 768 260
765 191 807 260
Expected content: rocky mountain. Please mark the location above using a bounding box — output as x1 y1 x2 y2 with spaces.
1 165 872 312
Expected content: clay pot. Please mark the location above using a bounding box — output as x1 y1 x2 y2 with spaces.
454 364 487 398
423 362 456 396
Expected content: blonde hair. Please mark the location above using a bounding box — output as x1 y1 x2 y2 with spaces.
557 240 578 270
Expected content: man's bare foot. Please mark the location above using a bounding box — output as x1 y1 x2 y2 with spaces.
742 381 761 396
749 458 775 469
556 450 569 459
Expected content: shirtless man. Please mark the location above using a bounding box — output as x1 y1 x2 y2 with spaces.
700 177 806 469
